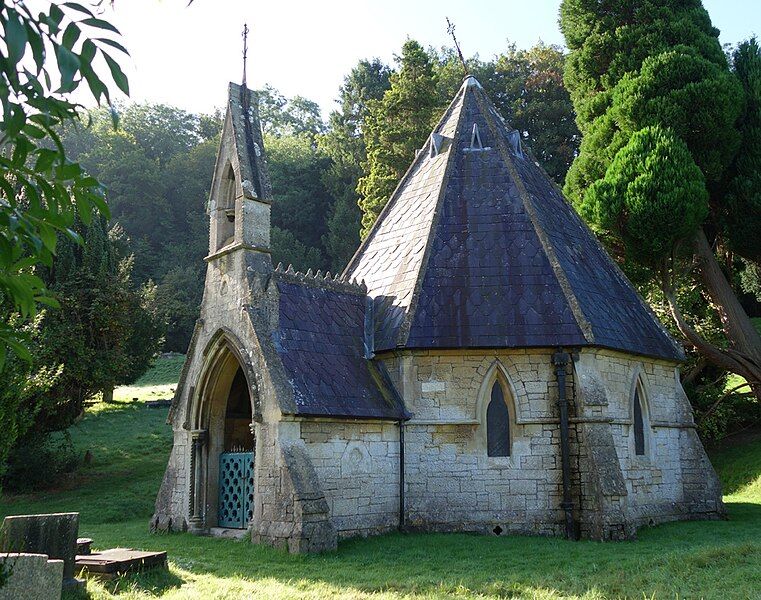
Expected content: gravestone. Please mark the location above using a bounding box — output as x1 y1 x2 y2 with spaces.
0 513 81 590
0 553 63 600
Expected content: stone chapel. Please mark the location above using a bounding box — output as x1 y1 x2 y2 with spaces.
151 76 724 552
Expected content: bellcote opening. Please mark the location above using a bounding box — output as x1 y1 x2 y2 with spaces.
214 164 237 251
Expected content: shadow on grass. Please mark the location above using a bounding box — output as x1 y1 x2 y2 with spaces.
77 502 761 599
63 568 185 600
0 403 172 526
710 433 761 495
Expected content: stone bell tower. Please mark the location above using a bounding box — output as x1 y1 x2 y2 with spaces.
207 83 272 260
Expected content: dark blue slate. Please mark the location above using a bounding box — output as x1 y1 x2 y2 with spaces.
345 77 683 362
274 280 406 419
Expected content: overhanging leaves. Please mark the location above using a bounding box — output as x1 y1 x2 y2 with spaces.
0 1 130 365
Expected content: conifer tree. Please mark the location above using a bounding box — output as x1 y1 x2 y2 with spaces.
320 59 392 269
560 1 761 394
724 38 761 263
357 40 441 238
38 217 164 429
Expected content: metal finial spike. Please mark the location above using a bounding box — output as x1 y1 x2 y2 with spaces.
315 270 323 279
306 268 314 277
325 271 331 280
242 23 249 87
446 17 468 77
275 262 283 271
286 264 295 273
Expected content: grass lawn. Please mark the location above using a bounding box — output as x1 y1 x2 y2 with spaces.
112 353 185 405
2 356 761 599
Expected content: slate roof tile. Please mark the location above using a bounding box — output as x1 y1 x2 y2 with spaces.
274 279 405 419
344 76 683 362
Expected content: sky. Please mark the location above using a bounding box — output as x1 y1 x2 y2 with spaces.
96 0 760 117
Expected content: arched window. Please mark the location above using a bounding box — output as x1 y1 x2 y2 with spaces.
214 164 237 250
632 381 646 456
487 380 510 457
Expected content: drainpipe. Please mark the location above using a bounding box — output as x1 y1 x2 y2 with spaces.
552 348 577 540
398 419 405 530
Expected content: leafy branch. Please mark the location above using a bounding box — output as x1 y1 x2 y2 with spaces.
0 0 130 368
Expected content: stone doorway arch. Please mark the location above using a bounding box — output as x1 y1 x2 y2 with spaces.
188 331 259 533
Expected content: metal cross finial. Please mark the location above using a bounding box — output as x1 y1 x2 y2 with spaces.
242 23 249 87
446 17 468 77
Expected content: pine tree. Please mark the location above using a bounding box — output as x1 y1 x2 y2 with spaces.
320 59 392 270
724 39 761 263
560 0 761 395
357 41 441 238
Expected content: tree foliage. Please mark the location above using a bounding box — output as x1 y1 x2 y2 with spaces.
724 39 761 262
560 0 761 400
37 216 163 430
355 41 580 239
258 85 325 140
492 43 580 183
319 59 391 270
582 126 708 265
57 105 218 348
357 40 441 238
267 133 332 257
0 1 130 366
0 312 60 488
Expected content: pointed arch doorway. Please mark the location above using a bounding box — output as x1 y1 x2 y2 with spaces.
189 334 257 533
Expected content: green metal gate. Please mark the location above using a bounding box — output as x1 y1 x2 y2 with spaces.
218 451 254 529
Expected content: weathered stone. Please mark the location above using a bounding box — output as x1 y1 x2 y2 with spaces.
1 512 79 588
152 76 724 554
0 553 63 600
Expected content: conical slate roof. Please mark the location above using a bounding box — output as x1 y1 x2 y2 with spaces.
345 76 683 361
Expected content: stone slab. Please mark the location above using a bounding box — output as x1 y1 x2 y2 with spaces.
75 548 167 579
1 512 78 586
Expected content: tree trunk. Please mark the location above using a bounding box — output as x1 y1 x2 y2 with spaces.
102 386 114 404
694 229 761 367
664 228 761 401
681 356 708 388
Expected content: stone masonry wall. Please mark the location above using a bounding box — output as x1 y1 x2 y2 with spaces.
581 348 723 526
379 347 722 538
381 349 566 536
300 420 400 538
151 431 190 532
153 246 275 533
252 421 337 553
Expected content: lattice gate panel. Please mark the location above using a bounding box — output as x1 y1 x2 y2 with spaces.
218 451 254 529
